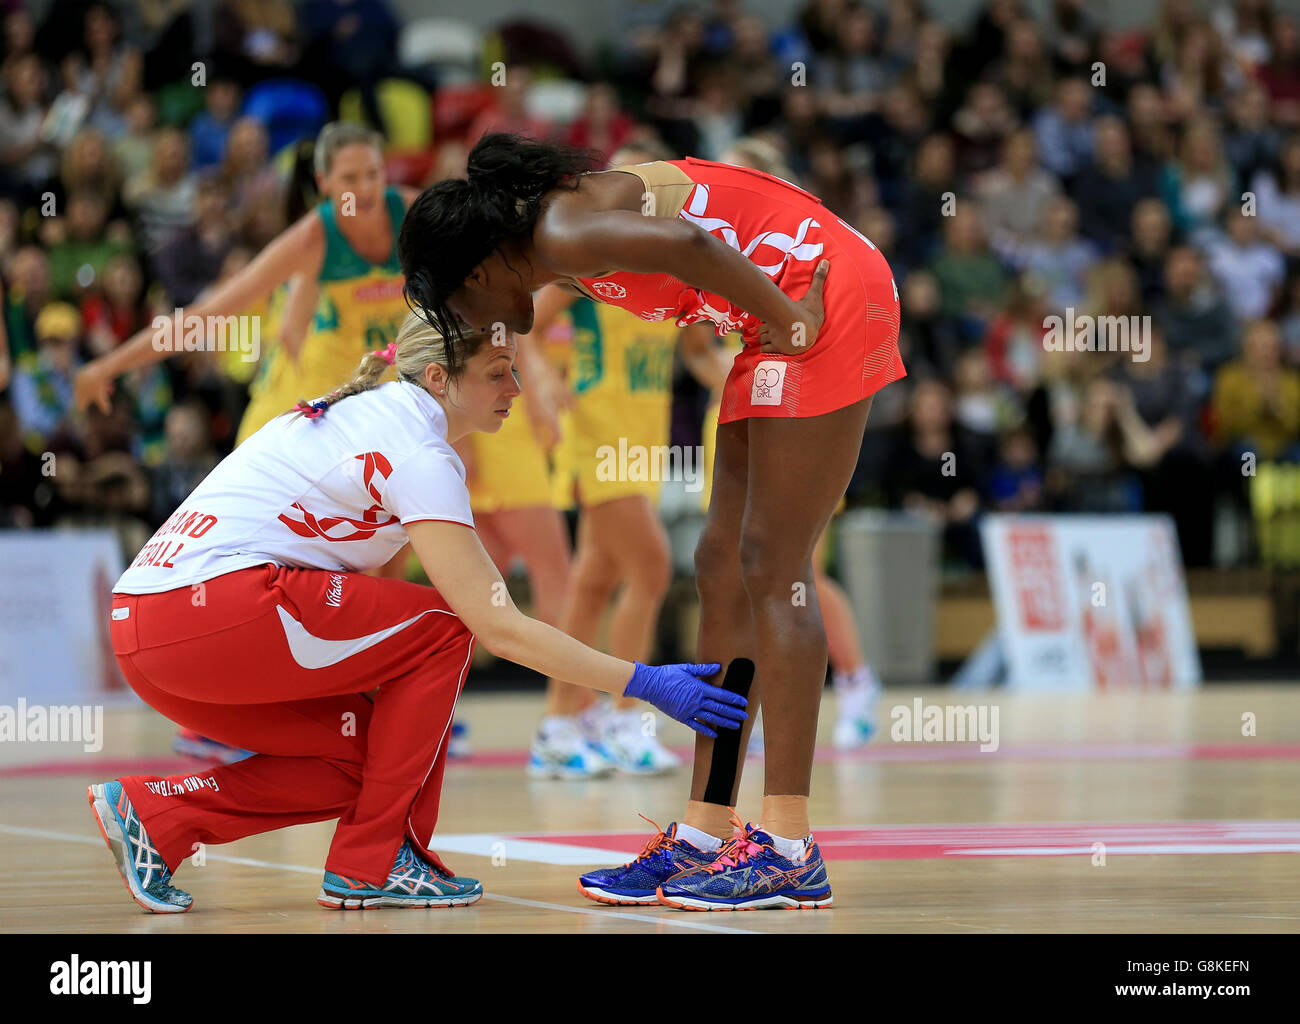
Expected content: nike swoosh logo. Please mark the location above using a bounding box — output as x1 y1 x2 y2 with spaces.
276 605 441 669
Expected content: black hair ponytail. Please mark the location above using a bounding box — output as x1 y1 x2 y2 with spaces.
399 133 600 368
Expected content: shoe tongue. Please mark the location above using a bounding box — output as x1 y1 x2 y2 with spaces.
744 824 774 846
666 822 678 838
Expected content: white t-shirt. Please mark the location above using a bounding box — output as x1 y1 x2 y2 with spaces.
115 381 474 594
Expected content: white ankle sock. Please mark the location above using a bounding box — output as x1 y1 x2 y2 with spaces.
765 831 811 859
675 822 723 852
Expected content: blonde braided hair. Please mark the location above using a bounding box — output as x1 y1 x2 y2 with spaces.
293 312 492 419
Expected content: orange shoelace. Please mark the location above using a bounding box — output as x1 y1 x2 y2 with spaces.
632 813 673 861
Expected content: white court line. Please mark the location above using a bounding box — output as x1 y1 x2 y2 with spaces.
0 822 760 935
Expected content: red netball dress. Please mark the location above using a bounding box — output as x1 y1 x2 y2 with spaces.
571 157 905 423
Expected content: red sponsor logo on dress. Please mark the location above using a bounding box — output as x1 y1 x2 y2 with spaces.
353 280 404 303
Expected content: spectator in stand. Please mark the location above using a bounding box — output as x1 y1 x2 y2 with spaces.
565 83 636 164
1213 0 1274 72
213 0 301 88
952 346 1009 440
1162 17 1237 119
687 65 746 160
987 423 1045 511
1110 325 1214 563
112 94 159 184
816 4 895 126
864 82 930 207
60 2 143 141
1032 76 1095 183
3 245 52 369
148 400 219 528
297 0 399 130
1152 244 1240 370
1127 82 1176 173
45 190 134 300
153 179 235 307
1072 115 1159 252
1 9 36 76
796 0 853 58
1249 133 1300 257
1255 13 1300 128
1212 318 1300 460
210 117 281 226
896 132 958 270
770 86 833 179
882 0 926 68
950 80 1020 177
0 52 57 204
11 301 83 453
59 128 123 214
466 65 553 144
1127 197 1177 304
929 203 1010 337
897 268 962 379
1044 0 1100 76
983 277 1049 393
0 399 61 526
1222 81 1279 194
996 18 1055 119
1277 274 1300 365
911 19 950 116
805 135 870 222
977 128 1060 262
1161 115 1234 234
81 252 148 357
188 78 241 173
1201 205 1285 322
1085 258 1145 325
1012 194 1098 309
884 376 986 567
123 127 198 255
1047 375 1162 511
727 15 783 128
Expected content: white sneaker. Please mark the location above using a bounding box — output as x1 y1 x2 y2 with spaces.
832 668 883 750
600 710 682 775
527 716 615 779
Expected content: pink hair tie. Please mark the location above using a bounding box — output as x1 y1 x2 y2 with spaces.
380 342 397 366
295 399 329 419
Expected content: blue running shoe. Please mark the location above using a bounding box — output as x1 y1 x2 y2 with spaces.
318 840 482 909
657 822 833 911
87 781 193 914
577 817 720 906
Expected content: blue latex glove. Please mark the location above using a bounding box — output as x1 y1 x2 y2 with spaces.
623 661 748 738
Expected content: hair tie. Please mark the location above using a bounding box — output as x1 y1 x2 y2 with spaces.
295 399 329 420
380 342 397 366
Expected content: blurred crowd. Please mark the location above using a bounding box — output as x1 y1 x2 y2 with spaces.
2 0 1300 570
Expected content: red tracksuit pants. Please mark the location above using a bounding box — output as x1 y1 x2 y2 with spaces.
108 563 475 886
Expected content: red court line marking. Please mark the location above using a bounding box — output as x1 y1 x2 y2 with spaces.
510 820 1300 861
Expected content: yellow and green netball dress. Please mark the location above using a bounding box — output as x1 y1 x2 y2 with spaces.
237 187 408 443
551 298 678 509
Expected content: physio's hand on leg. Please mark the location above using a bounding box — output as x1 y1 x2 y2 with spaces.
623 662 747 737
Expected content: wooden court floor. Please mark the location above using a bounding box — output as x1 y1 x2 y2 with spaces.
2 686 1299 933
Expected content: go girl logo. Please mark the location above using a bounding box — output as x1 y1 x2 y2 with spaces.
751 360 786 406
